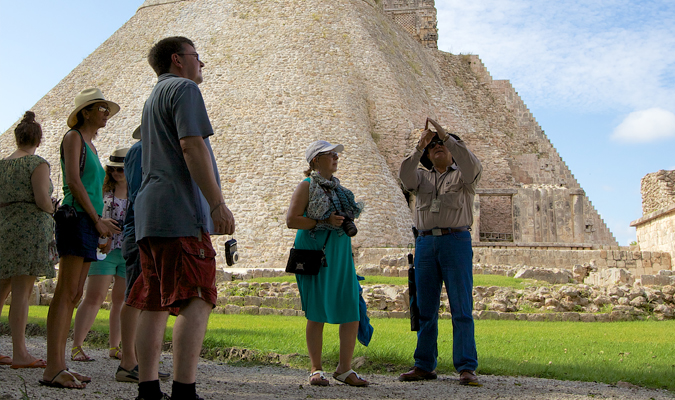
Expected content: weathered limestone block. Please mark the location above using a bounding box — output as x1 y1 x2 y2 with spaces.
224 304 241 314
579 313 596 322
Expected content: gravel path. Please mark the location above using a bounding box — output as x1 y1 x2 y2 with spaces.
1 336 673 400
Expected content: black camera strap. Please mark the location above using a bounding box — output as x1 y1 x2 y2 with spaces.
292 230 331 252
59 129 87 207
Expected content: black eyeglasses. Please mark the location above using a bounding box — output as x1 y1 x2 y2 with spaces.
426 140 444 150
110 167 124 172
177 52 200 61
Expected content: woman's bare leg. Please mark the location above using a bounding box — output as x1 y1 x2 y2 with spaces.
9 275 41 365
43 255 90 387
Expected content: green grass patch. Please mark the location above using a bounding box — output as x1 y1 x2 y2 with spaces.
4 307 674 390
246 274 535 288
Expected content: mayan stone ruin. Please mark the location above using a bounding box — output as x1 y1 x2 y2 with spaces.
3 0 657 272
631 169 675 263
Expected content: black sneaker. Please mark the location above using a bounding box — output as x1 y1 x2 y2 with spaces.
169 394 202 400
117 365 170 382
116 365 139 383
134 393 171 400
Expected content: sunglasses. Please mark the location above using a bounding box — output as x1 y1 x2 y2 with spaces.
318 151 339 159
109 167 124 172
97 105 110 113
426 140 445 150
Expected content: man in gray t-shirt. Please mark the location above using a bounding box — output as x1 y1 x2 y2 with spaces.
127 36 235 400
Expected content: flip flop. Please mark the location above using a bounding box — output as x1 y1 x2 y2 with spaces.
71 346 95 362
39 369 86 389
11 359 46 369
333 369 369 387
67 368 92 383
0 354 12 365
309 370 330 386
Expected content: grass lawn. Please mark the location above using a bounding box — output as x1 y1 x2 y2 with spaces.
3 306 674 391
248 274 536 288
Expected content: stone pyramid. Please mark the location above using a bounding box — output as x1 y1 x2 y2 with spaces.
0 0 616 268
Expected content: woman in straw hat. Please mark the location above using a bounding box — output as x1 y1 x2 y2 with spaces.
71 147 129 363
0 111 56 369
41 88 121 389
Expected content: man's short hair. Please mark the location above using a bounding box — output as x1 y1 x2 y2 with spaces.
148 36 196 76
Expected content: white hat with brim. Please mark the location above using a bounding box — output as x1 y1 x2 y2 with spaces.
132 125 141 140
305 140 344 164
107 147 129 168
67 88 120 128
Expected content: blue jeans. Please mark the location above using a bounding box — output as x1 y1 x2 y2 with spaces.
413 230 478 373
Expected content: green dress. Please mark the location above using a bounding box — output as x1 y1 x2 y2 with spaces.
295 180 360 324
0 155 56 279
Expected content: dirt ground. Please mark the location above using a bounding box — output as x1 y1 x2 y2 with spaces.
1 336 673 400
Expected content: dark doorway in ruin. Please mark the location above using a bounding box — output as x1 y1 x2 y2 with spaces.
479 195 513 242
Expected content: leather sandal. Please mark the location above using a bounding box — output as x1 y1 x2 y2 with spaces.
309 370 330 386
333 369 369 387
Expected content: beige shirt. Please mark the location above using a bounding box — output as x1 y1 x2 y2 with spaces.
399 135 482 230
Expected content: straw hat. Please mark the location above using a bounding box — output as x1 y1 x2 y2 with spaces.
107 147 129 168
67 88 120 128
132 125 141 140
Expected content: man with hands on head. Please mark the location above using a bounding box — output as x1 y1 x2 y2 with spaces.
398 118 482 386
127 36 235 400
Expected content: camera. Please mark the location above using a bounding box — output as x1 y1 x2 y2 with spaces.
335 211 358 237
225 238 238 266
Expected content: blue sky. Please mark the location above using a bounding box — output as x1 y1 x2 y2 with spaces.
1 0 673 245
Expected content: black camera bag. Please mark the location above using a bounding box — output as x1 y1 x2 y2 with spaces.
285 231 331 275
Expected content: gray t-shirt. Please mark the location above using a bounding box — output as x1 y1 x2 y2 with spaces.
135 73 219 240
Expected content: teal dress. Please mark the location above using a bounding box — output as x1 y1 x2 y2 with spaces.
295 180 360 324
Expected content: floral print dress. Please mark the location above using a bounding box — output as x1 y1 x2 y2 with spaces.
0 155 56 279
102 191 128 250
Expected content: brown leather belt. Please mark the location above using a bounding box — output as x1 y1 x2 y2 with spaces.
419 227 470 236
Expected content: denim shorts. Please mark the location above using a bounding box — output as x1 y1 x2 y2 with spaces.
55 212 98 263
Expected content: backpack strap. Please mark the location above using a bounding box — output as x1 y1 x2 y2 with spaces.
60 129 87 178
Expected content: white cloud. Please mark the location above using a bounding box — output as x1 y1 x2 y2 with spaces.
436 1 675 113
611 108 675 143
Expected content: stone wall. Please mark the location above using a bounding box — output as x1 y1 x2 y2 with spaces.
640 170 675 215
631 206 675 262
631 169 675 263
355 245 673 276
473 247 672 276
383 0 437 48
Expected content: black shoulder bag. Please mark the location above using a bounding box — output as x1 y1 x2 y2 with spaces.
285 231 331 275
